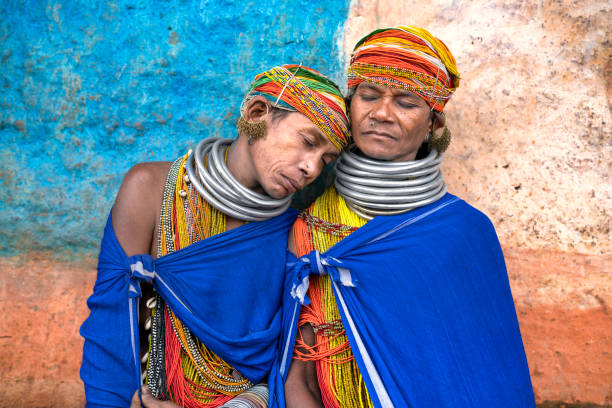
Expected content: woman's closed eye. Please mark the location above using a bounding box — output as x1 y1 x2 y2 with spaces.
302 135 315 148
359 92 379 101
397 100 418 108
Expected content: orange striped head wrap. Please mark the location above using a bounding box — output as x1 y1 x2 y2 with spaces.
348 26 460 112
242 64 350 151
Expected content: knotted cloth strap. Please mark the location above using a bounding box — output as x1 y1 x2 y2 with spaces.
127 254 156 392
289 250 357 305
289 252 391 407
280 250 358 377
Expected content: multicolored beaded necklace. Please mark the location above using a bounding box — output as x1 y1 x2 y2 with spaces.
145 153 252 407
292 185 374 408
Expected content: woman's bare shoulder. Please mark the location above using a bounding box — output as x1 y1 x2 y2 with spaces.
112 161 173 257
120 161 173 194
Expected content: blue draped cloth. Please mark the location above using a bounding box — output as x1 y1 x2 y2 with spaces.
80 208 297 408
272 194 535 407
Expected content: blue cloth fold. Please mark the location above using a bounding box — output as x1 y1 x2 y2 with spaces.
80 208 297 408
272 194 535 408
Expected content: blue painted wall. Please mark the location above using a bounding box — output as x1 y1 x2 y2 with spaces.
0 0 349 257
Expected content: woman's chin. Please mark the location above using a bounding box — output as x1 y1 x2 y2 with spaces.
265 185 289 200
357 145 396 161
352 136 393 159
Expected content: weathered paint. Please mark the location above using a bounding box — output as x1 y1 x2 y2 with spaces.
1 0 611 406
0 0 350 257
1 1 350 405
0 255 92 407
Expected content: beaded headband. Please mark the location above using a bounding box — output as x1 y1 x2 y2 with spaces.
348 26 460 112
242 65 350 150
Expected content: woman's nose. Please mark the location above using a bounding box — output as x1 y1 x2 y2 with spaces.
370 97 393 122
300 155 322 181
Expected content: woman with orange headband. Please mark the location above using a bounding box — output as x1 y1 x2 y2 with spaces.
280 26 535 408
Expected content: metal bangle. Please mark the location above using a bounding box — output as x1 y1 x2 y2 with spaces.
334 148 447 220
185 137 292 221
335 173 444 202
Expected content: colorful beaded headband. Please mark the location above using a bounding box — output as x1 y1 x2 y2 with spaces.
243 65 350 150
348 26 460 112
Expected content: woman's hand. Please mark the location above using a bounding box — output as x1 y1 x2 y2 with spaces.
130 387 181 408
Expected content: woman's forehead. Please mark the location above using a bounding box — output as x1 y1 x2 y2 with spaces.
283 111 327 138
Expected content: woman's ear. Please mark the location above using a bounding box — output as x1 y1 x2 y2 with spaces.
432 111 446 131
429 111 451 153
237 95 270 144
243 95 270 123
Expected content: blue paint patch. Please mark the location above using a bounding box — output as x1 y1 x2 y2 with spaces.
0 0 350 257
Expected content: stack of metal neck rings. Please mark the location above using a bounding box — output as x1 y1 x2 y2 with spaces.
334 148 447 220
185 137 292 221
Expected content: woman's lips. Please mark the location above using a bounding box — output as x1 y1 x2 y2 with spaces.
362 130 395 140
281 175 300 193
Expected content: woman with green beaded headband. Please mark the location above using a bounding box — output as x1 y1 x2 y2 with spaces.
80 64 351 408
238 65 350 151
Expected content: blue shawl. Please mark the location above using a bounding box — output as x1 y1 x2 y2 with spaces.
80 208 297 408
271 194 534 407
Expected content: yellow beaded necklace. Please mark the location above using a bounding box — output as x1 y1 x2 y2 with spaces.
293 185 374 408
151 152 252 407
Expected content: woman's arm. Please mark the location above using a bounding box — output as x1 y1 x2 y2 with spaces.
80 162 171 407
284 324 323 408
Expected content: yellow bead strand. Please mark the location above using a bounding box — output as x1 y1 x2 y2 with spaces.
151 152 245 406
305 186 373 408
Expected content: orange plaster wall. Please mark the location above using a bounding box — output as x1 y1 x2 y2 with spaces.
2 250 610 406
0 255 92 407
505 248 612 404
